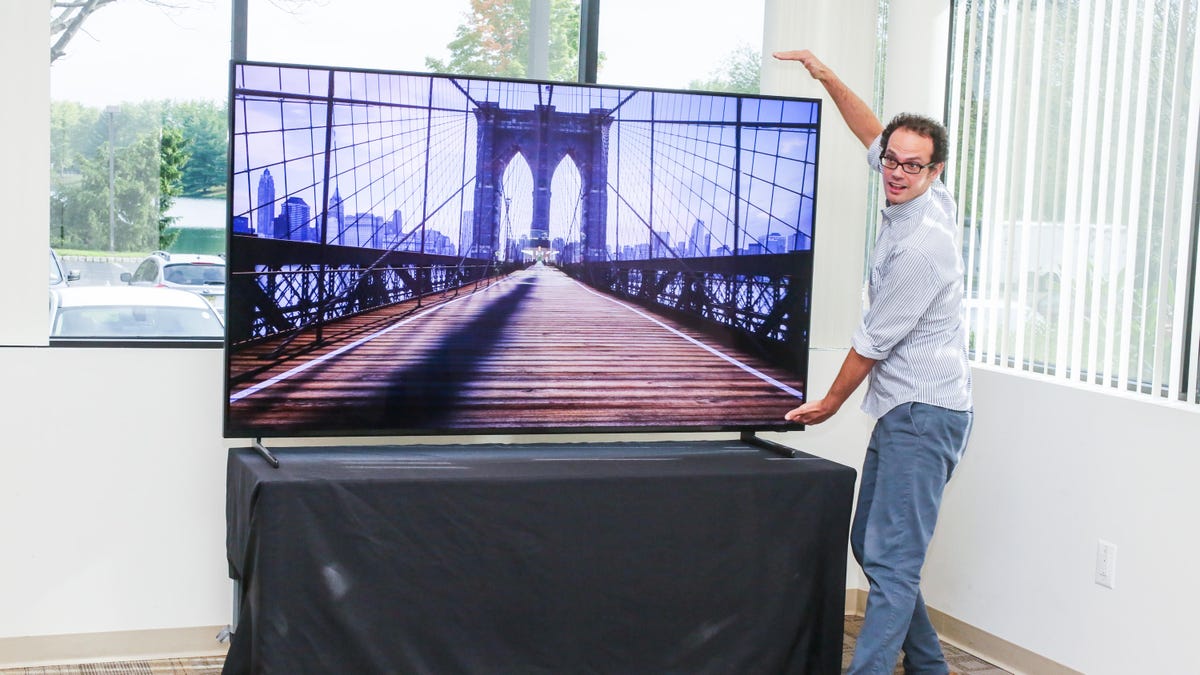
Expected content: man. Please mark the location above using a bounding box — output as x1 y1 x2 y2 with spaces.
775 50 974 675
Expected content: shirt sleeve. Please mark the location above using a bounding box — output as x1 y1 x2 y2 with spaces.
867 134 884 172
851 246 940 361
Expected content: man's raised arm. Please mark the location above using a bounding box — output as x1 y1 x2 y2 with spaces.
773 50 882 149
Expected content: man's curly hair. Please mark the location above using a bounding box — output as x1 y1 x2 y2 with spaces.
881 113 948 166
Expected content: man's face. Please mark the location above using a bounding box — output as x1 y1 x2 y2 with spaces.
881 128 943 205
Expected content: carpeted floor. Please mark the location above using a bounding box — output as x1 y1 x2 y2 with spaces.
842 616 1012 674
0 656 226 674
0 617 1012 674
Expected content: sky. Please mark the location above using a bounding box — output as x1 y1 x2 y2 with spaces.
50 0 764 107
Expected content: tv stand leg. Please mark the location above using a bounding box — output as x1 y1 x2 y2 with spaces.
252 438 280 468
740 431 798 458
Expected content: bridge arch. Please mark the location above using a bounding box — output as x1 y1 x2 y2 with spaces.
548 155 584 257
470 102 612 261
497 153 534 261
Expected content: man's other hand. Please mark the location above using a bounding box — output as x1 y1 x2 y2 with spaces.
784 397 842 426
772 49 830 81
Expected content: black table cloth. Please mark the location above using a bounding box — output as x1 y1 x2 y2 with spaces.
224 440 856 674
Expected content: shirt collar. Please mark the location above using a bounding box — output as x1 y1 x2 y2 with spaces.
880 188 933 237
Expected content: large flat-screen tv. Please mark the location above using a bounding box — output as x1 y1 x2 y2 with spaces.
223 60 820 439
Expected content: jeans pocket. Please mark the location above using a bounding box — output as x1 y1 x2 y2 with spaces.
907 401 927 437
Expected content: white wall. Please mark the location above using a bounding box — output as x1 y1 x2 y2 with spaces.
0 348 231 638
928 366 1200 674
5 1 1199 673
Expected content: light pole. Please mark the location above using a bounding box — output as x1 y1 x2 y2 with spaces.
503 196 512 264
56 195 66 247
105 105 119 252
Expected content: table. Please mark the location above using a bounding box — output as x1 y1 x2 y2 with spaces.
224 439 856 674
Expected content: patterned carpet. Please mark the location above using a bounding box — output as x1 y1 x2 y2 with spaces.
0 618 1011 674
0 656 225 675
842 616 1013 674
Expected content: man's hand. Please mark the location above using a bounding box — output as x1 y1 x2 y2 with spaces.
772 49 882 148
782 348 876 426
784 396 842 426
772 49 830 82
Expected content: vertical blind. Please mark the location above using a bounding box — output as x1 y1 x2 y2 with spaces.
946 0 1200 403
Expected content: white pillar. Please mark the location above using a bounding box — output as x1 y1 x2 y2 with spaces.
882 0 951 121
0 1 50 345
529 0 550 79
760 0 881 347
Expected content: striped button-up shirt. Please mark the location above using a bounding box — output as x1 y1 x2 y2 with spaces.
851 136 973 419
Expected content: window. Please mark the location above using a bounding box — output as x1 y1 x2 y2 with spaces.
246 1 477 75
947 0 1200 403
596 0 763 92
131 259 158 284
48 0 769 343
49 0 232 341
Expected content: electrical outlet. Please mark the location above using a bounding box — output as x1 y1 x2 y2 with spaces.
1095 539 1117 589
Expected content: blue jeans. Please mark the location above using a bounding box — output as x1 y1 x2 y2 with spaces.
847 402 973 675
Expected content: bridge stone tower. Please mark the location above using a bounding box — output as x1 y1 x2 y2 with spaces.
471 102 613 261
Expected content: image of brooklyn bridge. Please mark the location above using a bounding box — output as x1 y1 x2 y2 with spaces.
225 62 820 436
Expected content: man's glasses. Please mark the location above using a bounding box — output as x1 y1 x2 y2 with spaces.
881 154 938 175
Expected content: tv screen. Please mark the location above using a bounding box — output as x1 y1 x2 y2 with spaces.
224 60 820 439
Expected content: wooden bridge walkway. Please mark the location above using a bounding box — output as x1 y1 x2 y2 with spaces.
227 264 805 435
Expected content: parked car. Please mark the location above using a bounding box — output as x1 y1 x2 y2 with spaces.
121 250 225 317
49 286 224 339
49 248 80 287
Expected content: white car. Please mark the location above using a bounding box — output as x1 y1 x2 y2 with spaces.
49 285 224 339
121 250 226 318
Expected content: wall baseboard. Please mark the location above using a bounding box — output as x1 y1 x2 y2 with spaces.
845 589 1082 675
0 625 228 669
2 601 1084 675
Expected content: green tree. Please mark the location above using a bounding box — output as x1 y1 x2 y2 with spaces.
425 0 585 82
49 101 95 176
545 0 584 81
688 44 761 94
157 125 188 250
51 114 191 252
165 100 228 198
100 131 159 251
